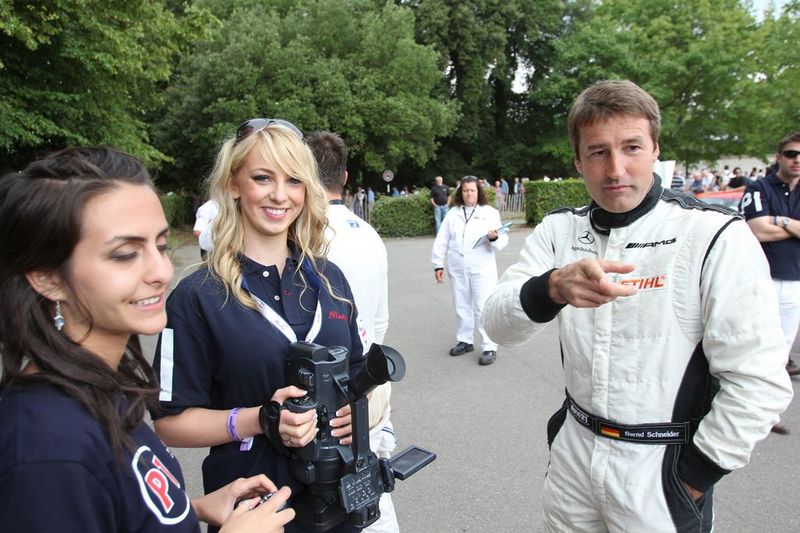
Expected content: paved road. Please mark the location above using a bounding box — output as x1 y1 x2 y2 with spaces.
144 226 799 532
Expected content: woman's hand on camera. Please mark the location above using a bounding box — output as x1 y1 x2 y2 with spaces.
220 485 295 533
193 474 279 527
271 386 318 447
330 403 353 445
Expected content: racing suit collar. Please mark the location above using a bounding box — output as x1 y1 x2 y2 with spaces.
588 174 662 235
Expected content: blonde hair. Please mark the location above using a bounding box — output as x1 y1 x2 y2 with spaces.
205 124 341 311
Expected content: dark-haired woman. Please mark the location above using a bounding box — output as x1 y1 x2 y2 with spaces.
0 147 293 532
431 176 508 366
151 120 367 533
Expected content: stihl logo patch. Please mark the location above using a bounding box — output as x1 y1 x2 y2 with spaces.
625 237 676 249
619 274 667 291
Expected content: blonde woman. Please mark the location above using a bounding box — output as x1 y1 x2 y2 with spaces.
153 119 368 533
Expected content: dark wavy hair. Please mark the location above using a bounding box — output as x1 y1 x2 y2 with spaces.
453 175 488 206
0 146 160 462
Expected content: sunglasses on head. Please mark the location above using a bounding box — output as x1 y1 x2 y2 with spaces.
781 149 800 159
461 175 479 182
234 118 304 144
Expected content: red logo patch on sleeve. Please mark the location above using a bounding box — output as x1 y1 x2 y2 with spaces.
132 445 191 525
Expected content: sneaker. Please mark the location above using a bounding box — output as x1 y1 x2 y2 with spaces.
449 342 474 356
479 350 496 366
771 424 790 435
787 359 800 377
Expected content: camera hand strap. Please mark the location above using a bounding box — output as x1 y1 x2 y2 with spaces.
259 400 289 456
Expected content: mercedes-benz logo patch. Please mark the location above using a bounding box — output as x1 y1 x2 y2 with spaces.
578 231 595 244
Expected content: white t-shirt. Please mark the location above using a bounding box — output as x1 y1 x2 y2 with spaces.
326 203 391 429
193 200 219 251
325 204 388 344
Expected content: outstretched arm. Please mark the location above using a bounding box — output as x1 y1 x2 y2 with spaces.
483 215 636 346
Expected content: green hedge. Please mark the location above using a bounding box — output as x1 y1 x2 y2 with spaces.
525 179 591 225
369 185 504 237
371 190 434 237
160 192 193 227
484 186 496 206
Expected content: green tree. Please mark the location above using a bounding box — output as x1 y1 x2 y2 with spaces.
533 0 760 169
0 1 209 171
742 0 800 157
408 0 564 180
155 0 457 190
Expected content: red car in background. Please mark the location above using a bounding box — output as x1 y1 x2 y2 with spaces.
695 189 745 213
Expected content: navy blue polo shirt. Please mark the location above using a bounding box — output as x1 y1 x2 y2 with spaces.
0 382 198 532
741 172 800 280
153 251 365 533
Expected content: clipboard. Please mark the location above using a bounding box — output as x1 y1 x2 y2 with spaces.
473 222 513 248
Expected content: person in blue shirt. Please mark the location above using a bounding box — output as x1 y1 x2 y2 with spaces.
741 132 800 434
152 119 368 533
0 147 293 532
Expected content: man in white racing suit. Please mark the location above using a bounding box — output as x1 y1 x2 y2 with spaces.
482 80 793 532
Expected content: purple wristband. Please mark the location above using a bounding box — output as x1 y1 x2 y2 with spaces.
227 408 254 451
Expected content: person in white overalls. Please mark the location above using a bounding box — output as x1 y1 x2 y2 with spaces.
431 176 509 365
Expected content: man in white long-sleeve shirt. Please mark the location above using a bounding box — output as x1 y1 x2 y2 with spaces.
482 80 793 532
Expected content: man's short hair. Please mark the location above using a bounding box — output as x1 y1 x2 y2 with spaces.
306 131 348 193
778 132 800 153
567 80 661 158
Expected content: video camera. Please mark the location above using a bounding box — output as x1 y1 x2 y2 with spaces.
277 341 435 531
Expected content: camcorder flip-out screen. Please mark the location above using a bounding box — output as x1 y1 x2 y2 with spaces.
389 445 436 480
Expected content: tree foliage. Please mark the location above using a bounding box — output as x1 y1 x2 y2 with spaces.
0 0 209 171
743 0 800 156
2 0 798 186
408 0 564 179
154 0 457 190
533 0 760 168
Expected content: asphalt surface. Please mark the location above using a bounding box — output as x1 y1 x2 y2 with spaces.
143 226 800 533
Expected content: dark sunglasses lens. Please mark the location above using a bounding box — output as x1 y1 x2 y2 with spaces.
235 118 303 143
235 119 268 143
783 150 800 159
271 119 304 140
